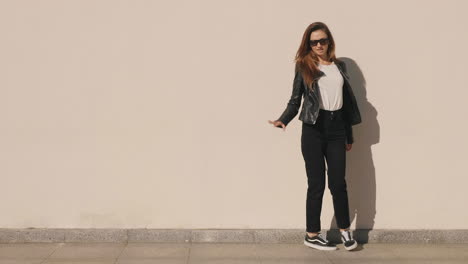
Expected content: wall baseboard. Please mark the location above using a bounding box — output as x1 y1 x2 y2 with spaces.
0 228 467 244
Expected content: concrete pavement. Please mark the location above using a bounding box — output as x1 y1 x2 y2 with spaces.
1 242 467 263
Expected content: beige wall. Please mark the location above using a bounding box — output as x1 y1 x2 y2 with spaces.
1 0 467 229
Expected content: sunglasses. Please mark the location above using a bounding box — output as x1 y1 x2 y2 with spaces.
309 38 329 46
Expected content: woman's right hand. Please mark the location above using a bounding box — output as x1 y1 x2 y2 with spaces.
268 120 286 131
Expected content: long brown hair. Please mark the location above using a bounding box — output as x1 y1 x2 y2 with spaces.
294 22 339 90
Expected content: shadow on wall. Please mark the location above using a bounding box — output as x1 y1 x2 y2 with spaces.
328 58 379 244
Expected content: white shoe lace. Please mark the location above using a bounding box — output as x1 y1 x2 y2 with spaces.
317 233 328 242
341 230 352 241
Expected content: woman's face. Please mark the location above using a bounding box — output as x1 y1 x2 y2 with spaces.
309 30 329 57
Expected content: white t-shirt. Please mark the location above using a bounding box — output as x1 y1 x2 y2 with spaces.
318 62 344 111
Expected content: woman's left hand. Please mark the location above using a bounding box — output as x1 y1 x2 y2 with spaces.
345 144 352 151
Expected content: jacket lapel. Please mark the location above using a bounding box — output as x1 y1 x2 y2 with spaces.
335 61 350 80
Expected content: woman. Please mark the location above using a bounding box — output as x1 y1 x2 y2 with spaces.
268 22 361 251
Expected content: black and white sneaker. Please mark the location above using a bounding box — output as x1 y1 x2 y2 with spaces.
341 230 358 251
304 232 337 251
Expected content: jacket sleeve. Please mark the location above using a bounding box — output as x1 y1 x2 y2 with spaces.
345 122 354 145
276 69 304 127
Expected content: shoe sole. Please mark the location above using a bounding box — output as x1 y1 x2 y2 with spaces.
343 241 358 251
304 240 337 251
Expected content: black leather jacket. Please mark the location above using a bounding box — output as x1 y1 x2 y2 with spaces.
277 60 362 144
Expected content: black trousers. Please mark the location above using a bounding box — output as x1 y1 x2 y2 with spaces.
301 108 351 233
